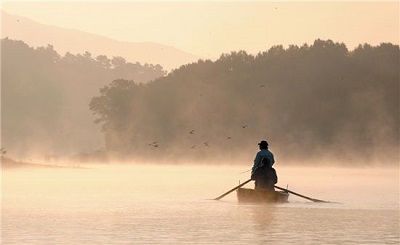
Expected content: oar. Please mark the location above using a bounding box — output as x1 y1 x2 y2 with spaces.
214 179 252 200
274 185 330 203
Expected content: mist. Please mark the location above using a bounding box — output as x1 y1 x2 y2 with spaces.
1 11 201 71
1 4 399 245
2 38 399 166
1 38 166 161
88 41 399 166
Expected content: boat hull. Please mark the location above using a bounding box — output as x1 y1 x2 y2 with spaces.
237 188 289 203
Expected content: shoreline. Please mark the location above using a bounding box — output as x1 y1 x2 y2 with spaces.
1 156 85 170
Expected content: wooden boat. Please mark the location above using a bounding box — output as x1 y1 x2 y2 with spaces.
237 187 289 203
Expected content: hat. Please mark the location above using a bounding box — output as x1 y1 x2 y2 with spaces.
258 140 269 147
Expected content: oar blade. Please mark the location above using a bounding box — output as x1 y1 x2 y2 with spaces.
275 185 332 203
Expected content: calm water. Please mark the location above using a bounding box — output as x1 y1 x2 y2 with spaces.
1 164 399 244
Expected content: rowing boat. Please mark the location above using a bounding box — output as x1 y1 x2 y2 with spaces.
237 187 289 203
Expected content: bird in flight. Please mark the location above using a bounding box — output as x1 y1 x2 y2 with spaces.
148 141 158 147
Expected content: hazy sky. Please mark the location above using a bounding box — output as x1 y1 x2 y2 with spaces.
1 1 399 58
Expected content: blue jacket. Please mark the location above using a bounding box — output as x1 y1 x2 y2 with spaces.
251 149 275 175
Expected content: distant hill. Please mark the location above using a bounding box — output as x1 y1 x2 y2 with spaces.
1 11 203 71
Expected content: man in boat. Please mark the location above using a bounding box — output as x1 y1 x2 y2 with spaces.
250 140 277 191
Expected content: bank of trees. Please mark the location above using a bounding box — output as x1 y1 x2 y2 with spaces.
90 39 399 164
2 38 166 158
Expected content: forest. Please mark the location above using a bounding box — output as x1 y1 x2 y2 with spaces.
1 38 166 159
90 39 399 165
2 38 399 165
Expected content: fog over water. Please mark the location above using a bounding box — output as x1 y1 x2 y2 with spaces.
1 3 399 244
2 163 399 244
2 38 398 164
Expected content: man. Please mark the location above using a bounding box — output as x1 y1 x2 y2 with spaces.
251 140 277 190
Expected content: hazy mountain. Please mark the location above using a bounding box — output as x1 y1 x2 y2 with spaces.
1 11 203 71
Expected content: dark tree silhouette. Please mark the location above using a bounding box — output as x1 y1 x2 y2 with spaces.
90 39 399 164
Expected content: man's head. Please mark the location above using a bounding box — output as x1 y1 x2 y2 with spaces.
258 140 269 149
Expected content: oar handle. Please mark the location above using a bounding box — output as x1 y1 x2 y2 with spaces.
214 179 252 200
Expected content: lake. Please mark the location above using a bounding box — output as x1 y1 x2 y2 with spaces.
2 163 399 244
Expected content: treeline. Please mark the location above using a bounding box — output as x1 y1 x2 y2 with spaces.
1 38 166 158
90 39 399 164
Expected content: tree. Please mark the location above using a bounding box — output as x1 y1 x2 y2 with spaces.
2 38 166 158
88 39 399 164
90 79 143 152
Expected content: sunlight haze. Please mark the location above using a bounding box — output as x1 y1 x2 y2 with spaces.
1 1 399 244
2 1 398 58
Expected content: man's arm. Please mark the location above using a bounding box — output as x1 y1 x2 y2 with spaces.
252 152 262 174
270 152 275 167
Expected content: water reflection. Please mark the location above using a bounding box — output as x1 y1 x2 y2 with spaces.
247 204 277 229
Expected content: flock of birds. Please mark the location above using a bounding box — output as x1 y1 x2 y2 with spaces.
147 124 249 149
142 80 269 150
144 81 268 151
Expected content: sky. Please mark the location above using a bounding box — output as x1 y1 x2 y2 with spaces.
1 1 399 59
